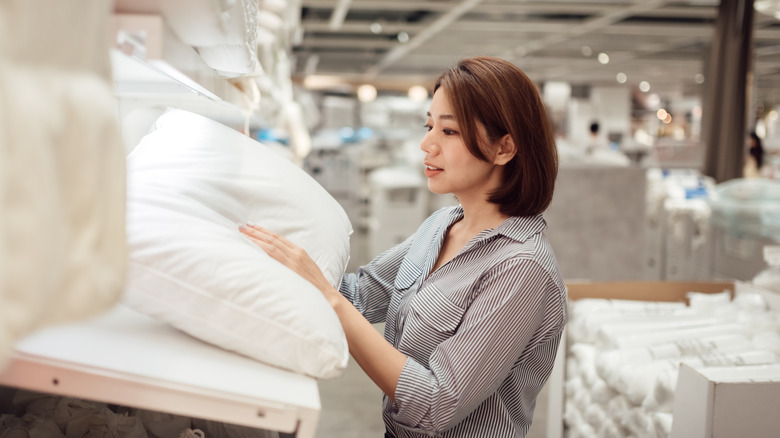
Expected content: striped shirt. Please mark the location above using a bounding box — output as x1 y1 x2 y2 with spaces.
339 206 568 437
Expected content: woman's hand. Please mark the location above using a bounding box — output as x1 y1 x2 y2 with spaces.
241 225 406 399
239 224 337 300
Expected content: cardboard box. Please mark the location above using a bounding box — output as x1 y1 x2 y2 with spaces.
671 363 780 438
545 281 736 438
564 281 734 302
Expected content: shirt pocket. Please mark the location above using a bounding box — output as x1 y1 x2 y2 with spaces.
394 256 422 291
398 284 466 365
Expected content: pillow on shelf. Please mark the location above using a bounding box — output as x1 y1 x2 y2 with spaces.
123 109 351 379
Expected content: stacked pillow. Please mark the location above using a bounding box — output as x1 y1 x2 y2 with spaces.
123 109 351 379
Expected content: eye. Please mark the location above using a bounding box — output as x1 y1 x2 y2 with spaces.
423 123 433 131
443 129 458 136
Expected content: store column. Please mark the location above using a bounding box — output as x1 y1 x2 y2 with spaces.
702 0 755 182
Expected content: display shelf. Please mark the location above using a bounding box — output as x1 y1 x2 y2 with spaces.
0 305 319 438
109 13 262 127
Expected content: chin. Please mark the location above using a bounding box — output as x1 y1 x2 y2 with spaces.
427 182 449 195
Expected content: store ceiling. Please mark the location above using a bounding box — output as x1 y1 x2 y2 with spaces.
291 0 780 103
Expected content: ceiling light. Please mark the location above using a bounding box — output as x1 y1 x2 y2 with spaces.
581 46 592 57
370 22 383 34
357 84 377 102
303 75 343 89
397 31 410 43
616 72 627 84
755 0 780 19
408 85 428 102
757 120 767 138
647 93 660 107
694 73 705 84
657 109 668 120
597 52 609 64
639 81 651 92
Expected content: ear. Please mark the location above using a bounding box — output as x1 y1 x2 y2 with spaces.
493 134 517 165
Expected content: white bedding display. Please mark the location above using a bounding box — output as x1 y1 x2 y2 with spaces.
114 0 262 77
123 109 352 379
563 290 780 438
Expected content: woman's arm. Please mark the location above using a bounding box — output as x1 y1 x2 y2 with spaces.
330 293 406 399
240 224 407 399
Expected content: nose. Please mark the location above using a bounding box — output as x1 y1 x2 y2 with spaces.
420 131 435 154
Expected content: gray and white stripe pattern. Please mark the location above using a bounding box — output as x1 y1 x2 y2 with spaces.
339 206 568 437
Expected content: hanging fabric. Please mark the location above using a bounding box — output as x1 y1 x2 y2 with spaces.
0 0 126 370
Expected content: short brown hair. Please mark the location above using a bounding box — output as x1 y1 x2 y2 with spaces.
433 56 558 216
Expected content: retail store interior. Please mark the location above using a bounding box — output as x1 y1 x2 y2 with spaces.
2 1 780 438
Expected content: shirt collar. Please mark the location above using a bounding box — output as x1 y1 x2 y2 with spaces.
446 205 547 244
495 214 548 243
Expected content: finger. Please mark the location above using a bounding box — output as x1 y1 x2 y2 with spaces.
243 232 295 265
240 226 284 252
241 224 298 251
241 226 331 293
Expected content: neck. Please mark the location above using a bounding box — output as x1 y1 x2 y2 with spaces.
457 199 508 233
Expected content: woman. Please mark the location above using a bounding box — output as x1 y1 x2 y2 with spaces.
241 56 567 437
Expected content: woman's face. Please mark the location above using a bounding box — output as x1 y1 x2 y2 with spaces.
420 88 504 204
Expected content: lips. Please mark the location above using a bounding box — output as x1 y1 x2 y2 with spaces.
424 163 443 177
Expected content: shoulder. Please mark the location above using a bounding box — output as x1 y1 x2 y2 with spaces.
483 225 566 304
482 254 568 327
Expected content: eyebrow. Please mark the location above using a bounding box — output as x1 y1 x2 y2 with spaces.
426 112 456 120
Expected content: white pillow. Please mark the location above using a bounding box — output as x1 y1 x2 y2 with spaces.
123 109 351 379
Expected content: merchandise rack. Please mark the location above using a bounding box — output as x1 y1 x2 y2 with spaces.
0 305 320 437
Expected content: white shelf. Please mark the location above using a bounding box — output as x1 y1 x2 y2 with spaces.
0 305 320 438
109 13 260 126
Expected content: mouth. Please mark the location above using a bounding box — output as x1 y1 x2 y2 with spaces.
424 163 443 177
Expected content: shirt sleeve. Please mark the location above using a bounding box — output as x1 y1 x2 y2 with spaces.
338 234 414 324
391 257 566 432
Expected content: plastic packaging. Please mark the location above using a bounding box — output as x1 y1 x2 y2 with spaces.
753 245 780 293
708 178 780 241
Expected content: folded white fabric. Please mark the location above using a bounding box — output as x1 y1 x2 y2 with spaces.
642 368 679 413
652 412 673 438
127 408 193 438
608 323 746 349
64 408 146 438
594 333 752 384
568 299 692 344
21 394 108 431
192 417 276 438
583 404 608 429
692 363 780 382
613 350 776 406
0 0 126 371
567 291 780 438
124 109 351 378
625 406 655 437
589 377 616 404
596 418 624 438
570 344 599 387
0 414 64 438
